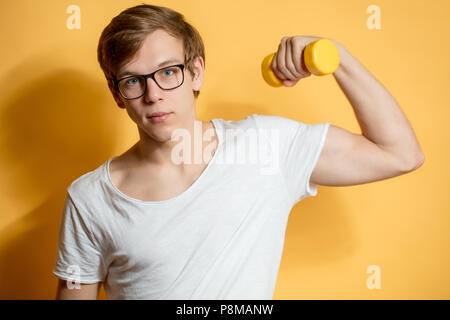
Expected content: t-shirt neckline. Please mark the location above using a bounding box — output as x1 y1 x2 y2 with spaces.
104 118 223 205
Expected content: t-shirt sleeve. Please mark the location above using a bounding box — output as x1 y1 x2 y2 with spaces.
52 192 107 283
253 114 330 205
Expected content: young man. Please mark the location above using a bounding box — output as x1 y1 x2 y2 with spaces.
53 4 424 299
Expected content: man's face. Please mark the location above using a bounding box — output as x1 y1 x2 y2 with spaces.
116 29 204 143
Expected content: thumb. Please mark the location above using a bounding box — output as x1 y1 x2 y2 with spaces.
283 79 298 87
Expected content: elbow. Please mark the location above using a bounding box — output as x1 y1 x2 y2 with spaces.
416 152 425 168
403 151 425 172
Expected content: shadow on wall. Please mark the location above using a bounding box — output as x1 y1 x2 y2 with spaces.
0 65 118 299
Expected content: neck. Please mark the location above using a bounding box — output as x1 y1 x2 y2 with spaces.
134 118 216 170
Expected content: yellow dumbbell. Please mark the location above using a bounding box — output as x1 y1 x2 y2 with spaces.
261 38 340 87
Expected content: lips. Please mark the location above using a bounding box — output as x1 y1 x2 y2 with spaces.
146 112 172 123
147 112 171 118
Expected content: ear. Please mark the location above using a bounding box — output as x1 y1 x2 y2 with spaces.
191 56 205 91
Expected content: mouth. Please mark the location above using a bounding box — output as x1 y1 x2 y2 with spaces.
146 112 172 123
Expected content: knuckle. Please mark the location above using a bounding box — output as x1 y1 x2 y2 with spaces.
278 65 288 73
292 36 301 44
294 65 304 75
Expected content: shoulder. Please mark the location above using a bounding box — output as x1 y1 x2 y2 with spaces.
63 160 113 236
218 113 297 131
219 113 257 130
250 113 306 129
250 114 329 138
67 159 109 205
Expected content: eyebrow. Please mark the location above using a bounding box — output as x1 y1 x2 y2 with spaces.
117 58 182 78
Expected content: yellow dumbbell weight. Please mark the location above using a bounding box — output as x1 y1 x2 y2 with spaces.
261 38 340 87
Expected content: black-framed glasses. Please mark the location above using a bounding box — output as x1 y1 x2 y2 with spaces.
113 64 185 100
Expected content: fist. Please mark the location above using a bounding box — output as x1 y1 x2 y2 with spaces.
271 35 323 87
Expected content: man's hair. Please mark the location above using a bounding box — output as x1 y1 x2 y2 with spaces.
97 4 206 108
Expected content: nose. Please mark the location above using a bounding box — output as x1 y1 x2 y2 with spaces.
144 76 163 102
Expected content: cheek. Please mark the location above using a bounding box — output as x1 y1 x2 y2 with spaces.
124 106 141 123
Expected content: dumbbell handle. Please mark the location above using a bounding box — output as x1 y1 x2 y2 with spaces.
261 38 340 87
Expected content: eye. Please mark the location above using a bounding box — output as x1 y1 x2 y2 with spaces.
126 77 139 85
163 69 174 76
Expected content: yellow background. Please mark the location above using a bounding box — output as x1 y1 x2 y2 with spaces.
0 0 448 299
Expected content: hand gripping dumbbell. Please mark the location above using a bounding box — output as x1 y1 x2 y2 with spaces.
261 38 340 87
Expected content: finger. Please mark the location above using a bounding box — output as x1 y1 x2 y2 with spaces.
291 38 309 77
271 51 281 80
284 37 300 80
275 37 292 81
271 42 285 80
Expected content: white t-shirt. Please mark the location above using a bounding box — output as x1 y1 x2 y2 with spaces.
52 113 330 299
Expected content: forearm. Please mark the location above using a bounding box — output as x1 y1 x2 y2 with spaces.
332 43 424 166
